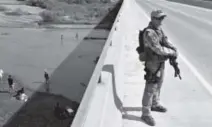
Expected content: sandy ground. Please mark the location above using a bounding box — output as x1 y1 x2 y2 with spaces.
0 27 109 126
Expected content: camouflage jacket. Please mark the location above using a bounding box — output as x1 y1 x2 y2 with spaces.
143 22 176 72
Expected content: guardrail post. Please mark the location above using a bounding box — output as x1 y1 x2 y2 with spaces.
110 40 112 46
98 73 102 83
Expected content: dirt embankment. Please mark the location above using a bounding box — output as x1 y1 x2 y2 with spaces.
18 0 117 25
0 0 118 27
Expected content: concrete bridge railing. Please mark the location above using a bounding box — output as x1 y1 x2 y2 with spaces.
71 0 139 126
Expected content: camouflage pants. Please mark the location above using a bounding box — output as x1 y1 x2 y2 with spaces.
142 63 165 116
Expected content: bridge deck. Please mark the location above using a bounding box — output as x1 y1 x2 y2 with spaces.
121 0 212 127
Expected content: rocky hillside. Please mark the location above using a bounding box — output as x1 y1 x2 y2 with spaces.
22 0 113 9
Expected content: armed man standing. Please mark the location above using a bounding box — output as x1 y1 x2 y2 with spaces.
140 10 178 126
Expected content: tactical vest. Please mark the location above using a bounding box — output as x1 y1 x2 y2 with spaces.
143 28 167 63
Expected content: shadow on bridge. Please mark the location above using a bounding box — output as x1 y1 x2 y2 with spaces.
2 0 123 127
103 64 144 123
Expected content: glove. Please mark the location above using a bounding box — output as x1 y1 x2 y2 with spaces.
168 50 178 59
171 47 178 57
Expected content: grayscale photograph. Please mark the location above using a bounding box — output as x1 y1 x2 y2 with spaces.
0 0 212 127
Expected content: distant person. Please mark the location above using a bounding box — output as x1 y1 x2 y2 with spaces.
7 75 14 92
13 87 28 102
0 69 3 84
75 32 78 39
44 69 50 92
13 87 24 98
44 69 49 84
54 102 74 120
61 34 64 45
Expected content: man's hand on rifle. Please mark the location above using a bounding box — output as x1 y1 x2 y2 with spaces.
169 56 182 80
167 48 182 80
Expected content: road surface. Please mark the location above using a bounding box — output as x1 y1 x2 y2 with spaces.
139 0 212 85
122 0 212 127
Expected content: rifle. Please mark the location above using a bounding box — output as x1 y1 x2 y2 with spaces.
169 57 182 80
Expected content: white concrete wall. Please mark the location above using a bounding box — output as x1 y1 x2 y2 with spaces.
76 0 128 127
78 0 147 127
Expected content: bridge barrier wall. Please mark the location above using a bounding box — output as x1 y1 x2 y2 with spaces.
71 0 151 126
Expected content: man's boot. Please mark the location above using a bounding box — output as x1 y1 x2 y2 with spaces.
151 105 167 112
141 115 156 126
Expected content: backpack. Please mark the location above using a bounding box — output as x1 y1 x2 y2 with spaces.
136 28 148 61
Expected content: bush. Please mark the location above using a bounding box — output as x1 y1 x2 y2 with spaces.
0 6 8 11
39 10 57 22
4 8 31 16
39 9 70 23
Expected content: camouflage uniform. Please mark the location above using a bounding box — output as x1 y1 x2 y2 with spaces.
142 21 177 116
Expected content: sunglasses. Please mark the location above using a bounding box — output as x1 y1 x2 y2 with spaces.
153 17 165 20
